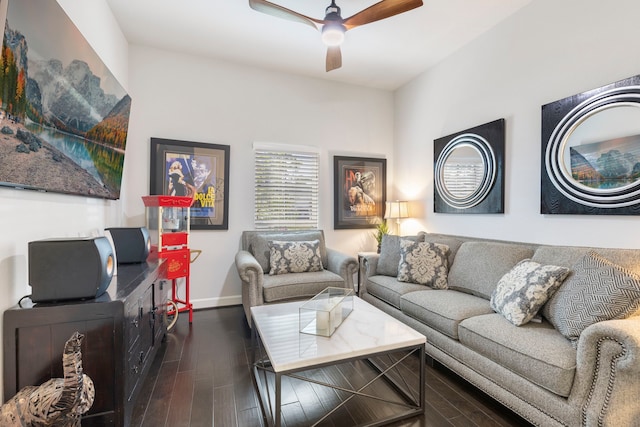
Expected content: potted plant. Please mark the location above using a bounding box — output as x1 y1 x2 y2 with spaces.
373 221 389 253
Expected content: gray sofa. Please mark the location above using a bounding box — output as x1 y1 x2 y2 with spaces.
235 230 359 325
360 232 640 427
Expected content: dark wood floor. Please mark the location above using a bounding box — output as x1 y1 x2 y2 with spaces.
130 305 532 427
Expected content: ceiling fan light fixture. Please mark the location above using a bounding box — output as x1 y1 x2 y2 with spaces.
249 0 424 71
321 22 345 46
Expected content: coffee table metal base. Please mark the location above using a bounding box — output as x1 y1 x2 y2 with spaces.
251 327 425 427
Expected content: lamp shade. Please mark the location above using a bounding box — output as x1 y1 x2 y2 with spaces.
384 201 409 220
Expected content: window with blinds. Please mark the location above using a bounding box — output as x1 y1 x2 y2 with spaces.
254 144 319 230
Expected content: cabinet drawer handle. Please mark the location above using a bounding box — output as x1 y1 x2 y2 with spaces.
139 351 145 364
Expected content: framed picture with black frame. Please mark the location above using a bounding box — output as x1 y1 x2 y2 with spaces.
333 156 386 229
433 119 505 214
150 137 230 230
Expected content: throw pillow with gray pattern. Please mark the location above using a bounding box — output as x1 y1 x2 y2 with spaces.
490 259 570 326
544 251 640 344
397 239 449 289
268 240 323 275
377 233 426 277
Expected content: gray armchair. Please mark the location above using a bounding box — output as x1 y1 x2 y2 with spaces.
235 230 358 325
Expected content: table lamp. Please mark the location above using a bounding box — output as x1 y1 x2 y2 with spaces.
384 200 409 235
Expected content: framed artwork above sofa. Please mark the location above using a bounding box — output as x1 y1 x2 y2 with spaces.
433 119 505 214
541 74 640 215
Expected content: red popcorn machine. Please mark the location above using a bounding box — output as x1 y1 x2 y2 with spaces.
143 195 200 324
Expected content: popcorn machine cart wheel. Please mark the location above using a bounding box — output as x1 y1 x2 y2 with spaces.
142 195 200 324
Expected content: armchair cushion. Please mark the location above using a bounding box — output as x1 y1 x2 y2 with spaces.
268 240 323 275
263 270 345 303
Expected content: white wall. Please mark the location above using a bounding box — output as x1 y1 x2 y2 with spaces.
125 46 394 308
395 0 640 248
0 0 128 400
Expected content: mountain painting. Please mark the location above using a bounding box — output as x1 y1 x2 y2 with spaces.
0 0 131 199
570 134 640 190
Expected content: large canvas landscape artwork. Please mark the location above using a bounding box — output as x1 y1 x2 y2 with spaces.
0 0 131 199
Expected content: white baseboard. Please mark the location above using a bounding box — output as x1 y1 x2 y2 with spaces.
191 295 242 310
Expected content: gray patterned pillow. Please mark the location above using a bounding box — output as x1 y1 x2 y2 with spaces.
397 239 449 289
268 240 323 275
490 259 570 326
377 233 426 277
544 251 640 343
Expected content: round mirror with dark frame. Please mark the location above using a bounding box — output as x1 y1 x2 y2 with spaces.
433 119 505 214
541 74 640 214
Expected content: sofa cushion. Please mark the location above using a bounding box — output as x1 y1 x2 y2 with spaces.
543 251 640 345
366 275 425 308
249 231 327 274
262 270 344 303
400 290 493 339
377 233 426 277
533 245 640 276
397 240 449 289
268 240 323 275
490 259 570 326
447 242 535 299
458 313 577 397
531 246 591 270
422 234 464 268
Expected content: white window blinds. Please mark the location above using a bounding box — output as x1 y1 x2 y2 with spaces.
254 143 319 230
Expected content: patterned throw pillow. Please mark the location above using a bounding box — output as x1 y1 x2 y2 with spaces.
490 259 570 326
544 251 640 343
377 233 425 277
397 239 449 289
268 240 323 275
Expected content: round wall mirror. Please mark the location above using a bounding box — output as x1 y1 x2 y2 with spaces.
441 143 485 198
434 133 496 209
545 85 640 208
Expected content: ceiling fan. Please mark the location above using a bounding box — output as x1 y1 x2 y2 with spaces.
249 0 424 72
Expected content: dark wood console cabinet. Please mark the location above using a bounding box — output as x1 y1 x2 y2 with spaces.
3 260 167 426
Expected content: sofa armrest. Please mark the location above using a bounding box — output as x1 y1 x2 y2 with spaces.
359 253 380 296
235 250 265 319
569 315 640 426
325 248 358 290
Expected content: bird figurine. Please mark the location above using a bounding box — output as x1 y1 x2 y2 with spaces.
0 331 95 426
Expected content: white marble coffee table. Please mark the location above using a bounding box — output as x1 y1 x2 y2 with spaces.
250 296 426 427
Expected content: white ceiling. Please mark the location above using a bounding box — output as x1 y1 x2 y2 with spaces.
105 0 533 90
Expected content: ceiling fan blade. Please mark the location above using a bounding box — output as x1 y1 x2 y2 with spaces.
343 0 423 29
249 0 323 30
326 46 342 72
